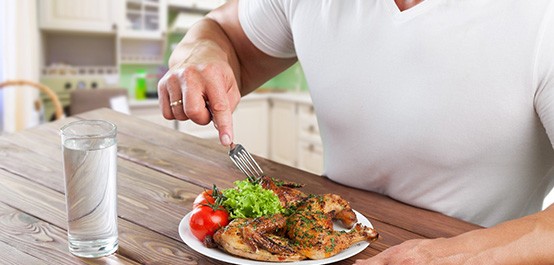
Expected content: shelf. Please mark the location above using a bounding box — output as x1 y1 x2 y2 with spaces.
144 1 160 7
41 65 119 76
126 0 160 6
167 0 225 12
119 31 165 40
120 37 165 65
43 33 117 67
126 10 142 15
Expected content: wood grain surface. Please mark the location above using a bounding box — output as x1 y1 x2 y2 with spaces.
0 108 481 264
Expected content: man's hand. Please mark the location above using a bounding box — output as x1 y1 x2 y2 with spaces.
157 0 296 146
158 54 241 146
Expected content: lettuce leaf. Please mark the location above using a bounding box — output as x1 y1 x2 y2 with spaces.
222 179 284 219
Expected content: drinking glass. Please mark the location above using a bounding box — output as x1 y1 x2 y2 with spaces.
60 120 118 258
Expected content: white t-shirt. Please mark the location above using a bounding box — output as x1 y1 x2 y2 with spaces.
239 0 554 227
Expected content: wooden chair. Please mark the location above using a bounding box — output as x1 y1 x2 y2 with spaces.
0 79 64 120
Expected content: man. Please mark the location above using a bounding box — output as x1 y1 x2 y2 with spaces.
158 0 554 263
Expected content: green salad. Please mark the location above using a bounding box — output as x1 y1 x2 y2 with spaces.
222 179 284 219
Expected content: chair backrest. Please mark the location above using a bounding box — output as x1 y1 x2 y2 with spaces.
0 80 64 120
69 88 129 115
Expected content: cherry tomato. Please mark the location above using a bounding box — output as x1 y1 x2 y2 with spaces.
189 205 229 241
193 190 216 208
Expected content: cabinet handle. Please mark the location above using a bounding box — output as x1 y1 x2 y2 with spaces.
112 23 118 31
308 144 315 152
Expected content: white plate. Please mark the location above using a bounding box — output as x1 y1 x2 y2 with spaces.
178 209 373 265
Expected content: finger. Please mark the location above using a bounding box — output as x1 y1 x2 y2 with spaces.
167 70 189 120
157 74 175 119
203 73 235 147
181 67 212 125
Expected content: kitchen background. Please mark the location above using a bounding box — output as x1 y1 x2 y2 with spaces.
0 0 324 176
1 0 552 208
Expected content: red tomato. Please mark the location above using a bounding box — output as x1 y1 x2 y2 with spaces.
193 190 216 208
189 205 229 241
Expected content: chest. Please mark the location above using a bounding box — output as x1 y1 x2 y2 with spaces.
393 0 425 11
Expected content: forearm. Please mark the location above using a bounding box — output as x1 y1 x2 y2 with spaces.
456 205 554 264
360 205 554 264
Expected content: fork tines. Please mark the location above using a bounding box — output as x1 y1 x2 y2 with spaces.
229 144 264 180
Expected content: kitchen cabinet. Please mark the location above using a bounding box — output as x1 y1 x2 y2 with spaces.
233 97 270 158
119 0 167 66
269 100 297 167
297 141 324 175
269 94 324 175
296 103 323 175
38 0 118 33
120 0 167 39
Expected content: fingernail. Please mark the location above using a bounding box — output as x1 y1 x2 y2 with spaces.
221 134 232 146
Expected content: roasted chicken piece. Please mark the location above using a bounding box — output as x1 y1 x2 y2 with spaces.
285 194 379 259
258 176 307 207
212 216 306 262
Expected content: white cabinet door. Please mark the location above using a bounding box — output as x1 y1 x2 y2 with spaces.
296 103 324 175
269 100 297 167
39 0 118 33
233 99 270 158
120 0 167 39
297 140 324 175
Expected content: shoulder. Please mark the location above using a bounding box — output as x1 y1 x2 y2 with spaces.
238 0 354 20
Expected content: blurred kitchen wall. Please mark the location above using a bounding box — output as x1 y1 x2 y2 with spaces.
0 0 307 133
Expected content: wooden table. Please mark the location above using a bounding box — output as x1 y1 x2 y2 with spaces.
0 108 481 264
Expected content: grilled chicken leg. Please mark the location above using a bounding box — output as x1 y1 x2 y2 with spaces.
213 217 306 262
285 194 379 259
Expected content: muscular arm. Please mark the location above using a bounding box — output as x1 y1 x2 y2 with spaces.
160 0 296 146
357 204 554 264
171 1 297 94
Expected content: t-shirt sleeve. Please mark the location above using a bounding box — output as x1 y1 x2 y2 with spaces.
534 4 554 150
238 0 296 58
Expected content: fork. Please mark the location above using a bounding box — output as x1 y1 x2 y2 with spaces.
229 143 264 181
205 101 264 180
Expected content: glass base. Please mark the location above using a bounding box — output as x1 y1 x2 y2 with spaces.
68 236 118 258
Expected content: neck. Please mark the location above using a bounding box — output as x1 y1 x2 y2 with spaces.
395 0 425 11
